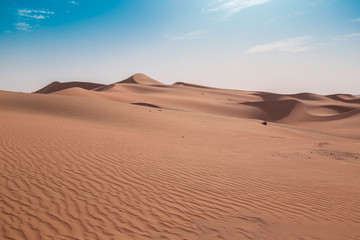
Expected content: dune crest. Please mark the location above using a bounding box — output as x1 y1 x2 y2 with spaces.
33 74 360 127
117 73 164 86
35 81 106 94
172 82 213 89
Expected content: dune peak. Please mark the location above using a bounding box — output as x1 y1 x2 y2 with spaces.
117 73 164 86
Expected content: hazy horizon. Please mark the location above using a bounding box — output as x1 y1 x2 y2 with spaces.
1 0 360 94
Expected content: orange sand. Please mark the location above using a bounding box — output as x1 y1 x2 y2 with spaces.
1 74 360 239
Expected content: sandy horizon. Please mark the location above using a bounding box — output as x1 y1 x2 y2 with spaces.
1 73 360 239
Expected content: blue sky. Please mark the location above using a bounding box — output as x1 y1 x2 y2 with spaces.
0 0 360 94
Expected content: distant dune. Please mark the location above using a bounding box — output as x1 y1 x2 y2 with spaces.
33 73 360 126
1 73 360 239
117 73 165 86
35 81 106 94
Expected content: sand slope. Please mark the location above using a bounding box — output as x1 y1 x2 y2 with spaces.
35 81 106 94
1 74 360 240
44 74 360 130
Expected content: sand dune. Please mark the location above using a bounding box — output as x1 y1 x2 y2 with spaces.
326 94 360 103
37 74 360 126
35 81 106 94
1 74 360 239
118 73 165 86
172 82 214 89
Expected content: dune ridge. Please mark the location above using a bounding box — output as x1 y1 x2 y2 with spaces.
1 74 360 239
35 81 106 94
33 73 360 127
117 73 164 86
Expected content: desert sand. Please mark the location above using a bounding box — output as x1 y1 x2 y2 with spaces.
1 73 360 240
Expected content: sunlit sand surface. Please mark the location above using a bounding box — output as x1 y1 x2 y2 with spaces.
1 74 360 239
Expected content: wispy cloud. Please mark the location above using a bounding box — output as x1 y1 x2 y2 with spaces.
246 36 315 54
166 31 204 41
14 22 31 32
247 33 360 54
69 1 80 5
287 10 306 17
333 33 360 41
206 0 270 17
15 9 54 31
18 9 54 20
352 18 360 22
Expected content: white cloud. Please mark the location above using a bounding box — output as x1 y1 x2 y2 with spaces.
17 9 54 20
246 36 315 54
166 31 204 41
18 13 45 19
207 0 270 17
15 9 54 31
14 22 31 32
69 1 80 5
333 33 360 41
246 33 360 54
352 18 360 22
